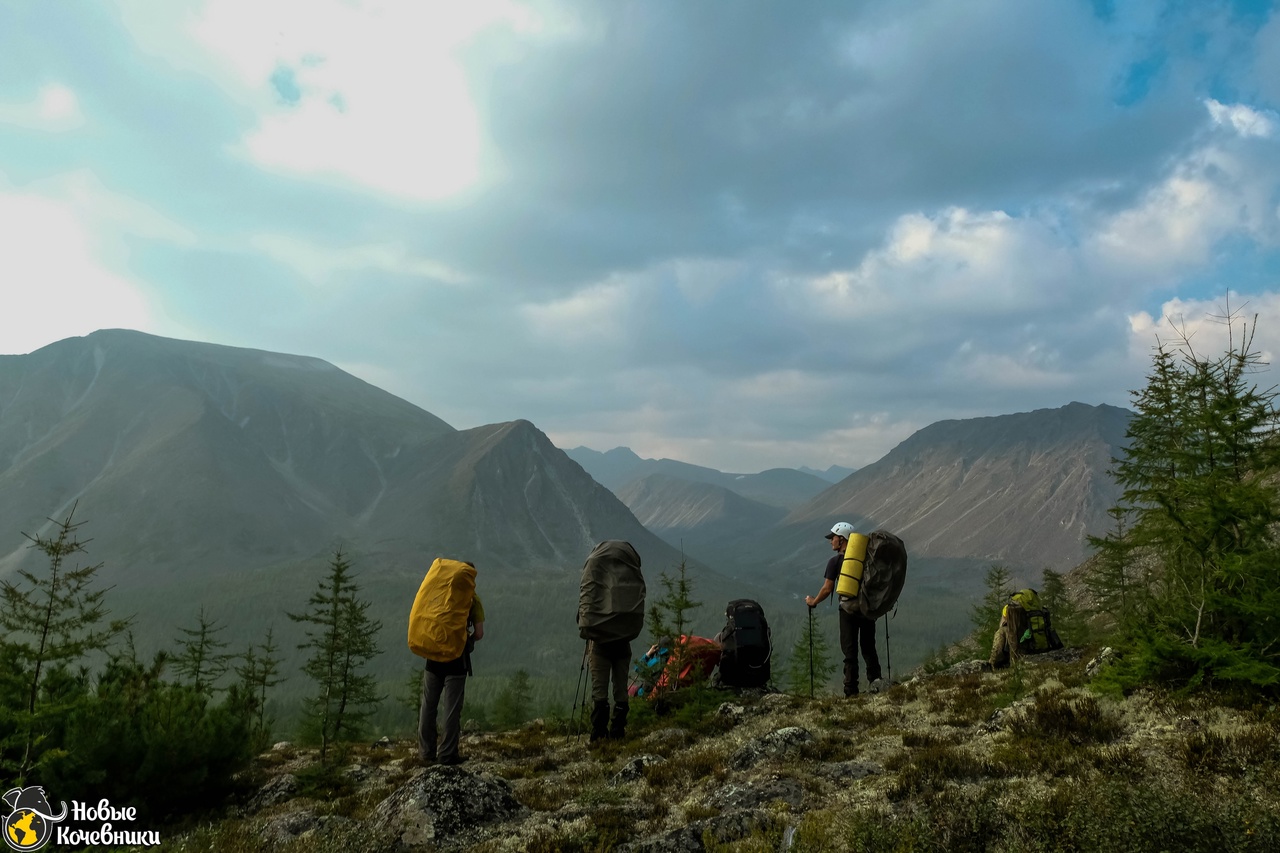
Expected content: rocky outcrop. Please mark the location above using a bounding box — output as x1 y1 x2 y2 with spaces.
367 765 524 850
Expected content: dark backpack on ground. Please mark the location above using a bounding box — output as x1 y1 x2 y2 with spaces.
858 530 909 619
1009 588 1064 654
715 599 772 688
577 540 646 643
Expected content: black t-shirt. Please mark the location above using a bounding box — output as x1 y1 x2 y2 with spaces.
824 552 842 583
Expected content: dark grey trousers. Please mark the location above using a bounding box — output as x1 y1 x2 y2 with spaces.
419 669 466 761
588 642 631 705
839 604 881 695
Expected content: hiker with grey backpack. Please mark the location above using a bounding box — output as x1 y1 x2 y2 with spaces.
576 540 646 742
806 522 908 697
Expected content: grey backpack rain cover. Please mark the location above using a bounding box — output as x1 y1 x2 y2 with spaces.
859 530 908 620
577 540 647 643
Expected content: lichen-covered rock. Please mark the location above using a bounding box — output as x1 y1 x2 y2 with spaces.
984 696 1036 731
729 726 813 771
941 659 990 677
1086 646 1116 679
247 773 300 814
715 702 746 725
707 776 807 812
759 692 800 712
343 760 394 792
613 754 666 785
367 765 524 850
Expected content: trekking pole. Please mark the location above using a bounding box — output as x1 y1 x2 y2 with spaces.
884 612 893 686
807 605 815 699
571 640 589 739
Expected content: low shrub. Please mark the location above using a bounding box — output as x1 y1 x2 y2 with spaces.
1009 689 1124 745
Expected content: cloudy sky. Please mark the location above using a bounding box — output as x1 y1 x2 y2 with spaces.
3 1 1280 472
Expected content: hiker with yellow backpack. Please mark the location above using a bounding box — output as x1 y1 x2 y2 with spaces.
408 558 486 765
989 587 1063 669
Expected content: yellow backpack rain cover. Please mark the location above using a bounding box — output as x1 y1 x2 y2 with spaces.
408 558 476 662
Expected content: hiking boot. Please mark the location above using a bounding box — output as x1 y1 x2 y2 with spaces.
608 702 628 740
590 699 610 742
868 678 886 694
440 755 467 766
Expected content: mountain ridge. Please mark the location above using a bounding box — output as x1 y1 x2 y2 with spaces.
778 401 1131 570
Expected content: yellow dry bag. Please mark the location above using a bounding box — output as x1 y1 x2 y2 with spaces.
408 558 476 662
835 532 869 599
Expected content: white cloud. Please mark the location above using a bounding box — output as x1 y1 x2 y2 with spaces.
0 83 85 131
29 170 197 249
1089 139 1280 279
521 280 630 348
795 96 1280 333
949 349 1074 392
0 189 154 354
1205 98 1276 139
119 0 542 202
798 206 1074 323
251 233 468 285
1128 293 1280 369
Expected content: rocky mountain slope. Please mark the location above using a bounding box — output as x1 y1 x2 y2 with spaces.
167 650 1279 852
707 403 1132 582
798 402 1130 570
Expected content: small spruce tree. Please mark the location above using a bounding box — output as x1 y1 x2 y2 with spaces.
1086 507 1147 637
970 564 1013 653
0 507 129 780
173 606 233 695
647 559 702 643
492 669 534 730
235 627 285 751
785 610 836 697
646 559 703 693
1039 569 1082 647
288 549 384 763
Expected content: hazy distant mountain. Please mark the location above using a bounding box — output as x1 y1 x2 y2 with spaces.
762 402 1131 573
616 474 787 555
0 331 744 691
563 446 830 510
0 329 452 572
798 464 857 483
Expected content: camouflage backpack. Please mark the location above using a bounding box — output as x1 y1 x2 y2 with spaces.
1008 588 1063 654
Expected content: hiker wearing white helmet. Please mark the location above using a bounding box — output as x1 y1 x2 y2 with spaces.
806 522 883 696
